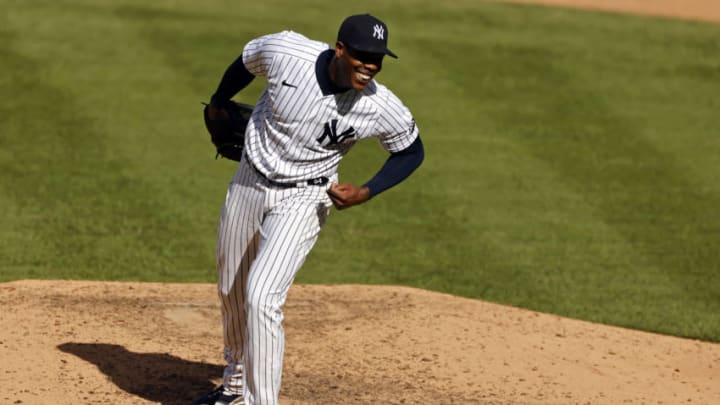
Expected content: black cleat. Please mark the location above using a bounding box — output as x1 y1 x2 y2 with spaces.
191 386 243 405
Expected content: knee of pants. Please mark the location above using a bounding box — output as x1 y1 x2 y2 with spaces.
245 289 285 324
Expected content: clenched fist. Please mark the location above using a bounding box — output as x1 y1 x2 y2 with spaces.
326 183 370 210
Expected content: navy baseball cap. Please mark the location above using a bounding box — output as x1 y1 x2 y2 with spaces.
337 14 398 59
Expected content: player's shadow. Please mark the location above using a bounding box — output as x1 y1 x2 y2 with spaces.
58 342 222 405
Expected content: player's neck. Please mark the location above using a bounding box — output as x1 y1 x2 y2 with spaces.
328 56 352 92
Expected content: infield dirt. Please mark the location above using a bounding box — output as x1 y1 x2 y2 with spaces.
1 280 718 404
2 1 720 404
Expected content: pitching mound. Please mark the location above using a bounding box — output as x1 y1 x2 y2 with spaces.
1 280 718 404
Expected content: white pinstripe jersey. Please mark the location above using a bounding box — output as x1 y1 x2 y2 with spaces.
241 30 419 183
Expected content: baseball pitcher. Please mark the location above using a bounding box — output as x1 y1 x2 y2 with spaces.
194 14 424 405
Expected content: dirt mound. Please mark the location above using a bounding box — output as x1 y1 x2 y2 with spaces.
1 280 718 404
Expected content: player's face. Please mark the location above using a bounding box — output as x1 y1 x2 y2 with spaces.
334 42 383 91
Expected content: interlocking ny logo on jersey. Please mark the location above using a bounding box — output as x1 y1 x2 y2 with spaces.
316 119 356 146
372 24 384 40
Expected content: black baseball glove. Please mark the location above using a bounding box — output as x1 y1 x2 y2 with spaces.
202 100 253 161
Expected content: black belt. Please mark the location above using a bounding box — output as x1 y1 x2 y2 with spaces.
265 176 329 188
249 160 328 188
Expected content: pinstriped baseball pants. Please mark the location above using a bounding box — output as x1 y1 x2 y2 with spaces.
216 156 332 405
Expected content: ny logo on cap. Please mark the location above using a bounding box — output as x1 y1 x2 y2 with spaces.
372 24 384 40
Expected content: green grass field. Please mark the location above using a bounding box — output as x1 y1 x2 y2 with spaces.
2 0 719 341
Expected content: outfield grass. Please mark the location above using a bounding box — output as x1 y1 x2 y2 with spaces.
1 0 719 341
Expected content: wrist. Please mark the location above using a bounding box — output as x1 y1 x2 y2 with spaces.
359 185 372 201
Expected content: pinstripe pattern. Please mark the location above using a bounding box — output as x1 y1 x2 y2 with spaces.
213 30 418 405
217 155 330 404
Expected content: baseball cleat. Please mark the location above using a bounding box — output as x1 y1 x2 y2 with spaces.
191 385 243 405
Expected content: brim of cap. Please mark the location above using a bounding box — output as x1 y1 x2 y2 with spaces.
373 47 398 59
349 44 398 59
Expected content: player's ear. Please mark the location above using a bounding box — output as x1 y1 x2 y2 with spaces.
335 41 345 58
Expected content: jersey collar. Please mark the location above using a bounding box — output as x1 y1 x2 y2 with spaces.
316 49 349 96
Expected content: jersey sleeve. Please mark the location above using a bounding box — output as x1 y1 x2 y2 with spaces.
375 94 420 153
242 31 289 77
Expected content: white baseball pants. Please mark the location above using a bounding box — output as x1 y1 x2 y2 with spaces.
215 156 332 404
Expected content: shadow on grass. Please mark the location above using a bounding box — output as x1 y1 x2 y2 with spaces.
58 342 222 405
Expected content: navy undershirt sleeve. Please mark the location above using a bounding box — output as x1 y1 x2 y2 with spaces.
363 136 425 198
210 54 256 104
